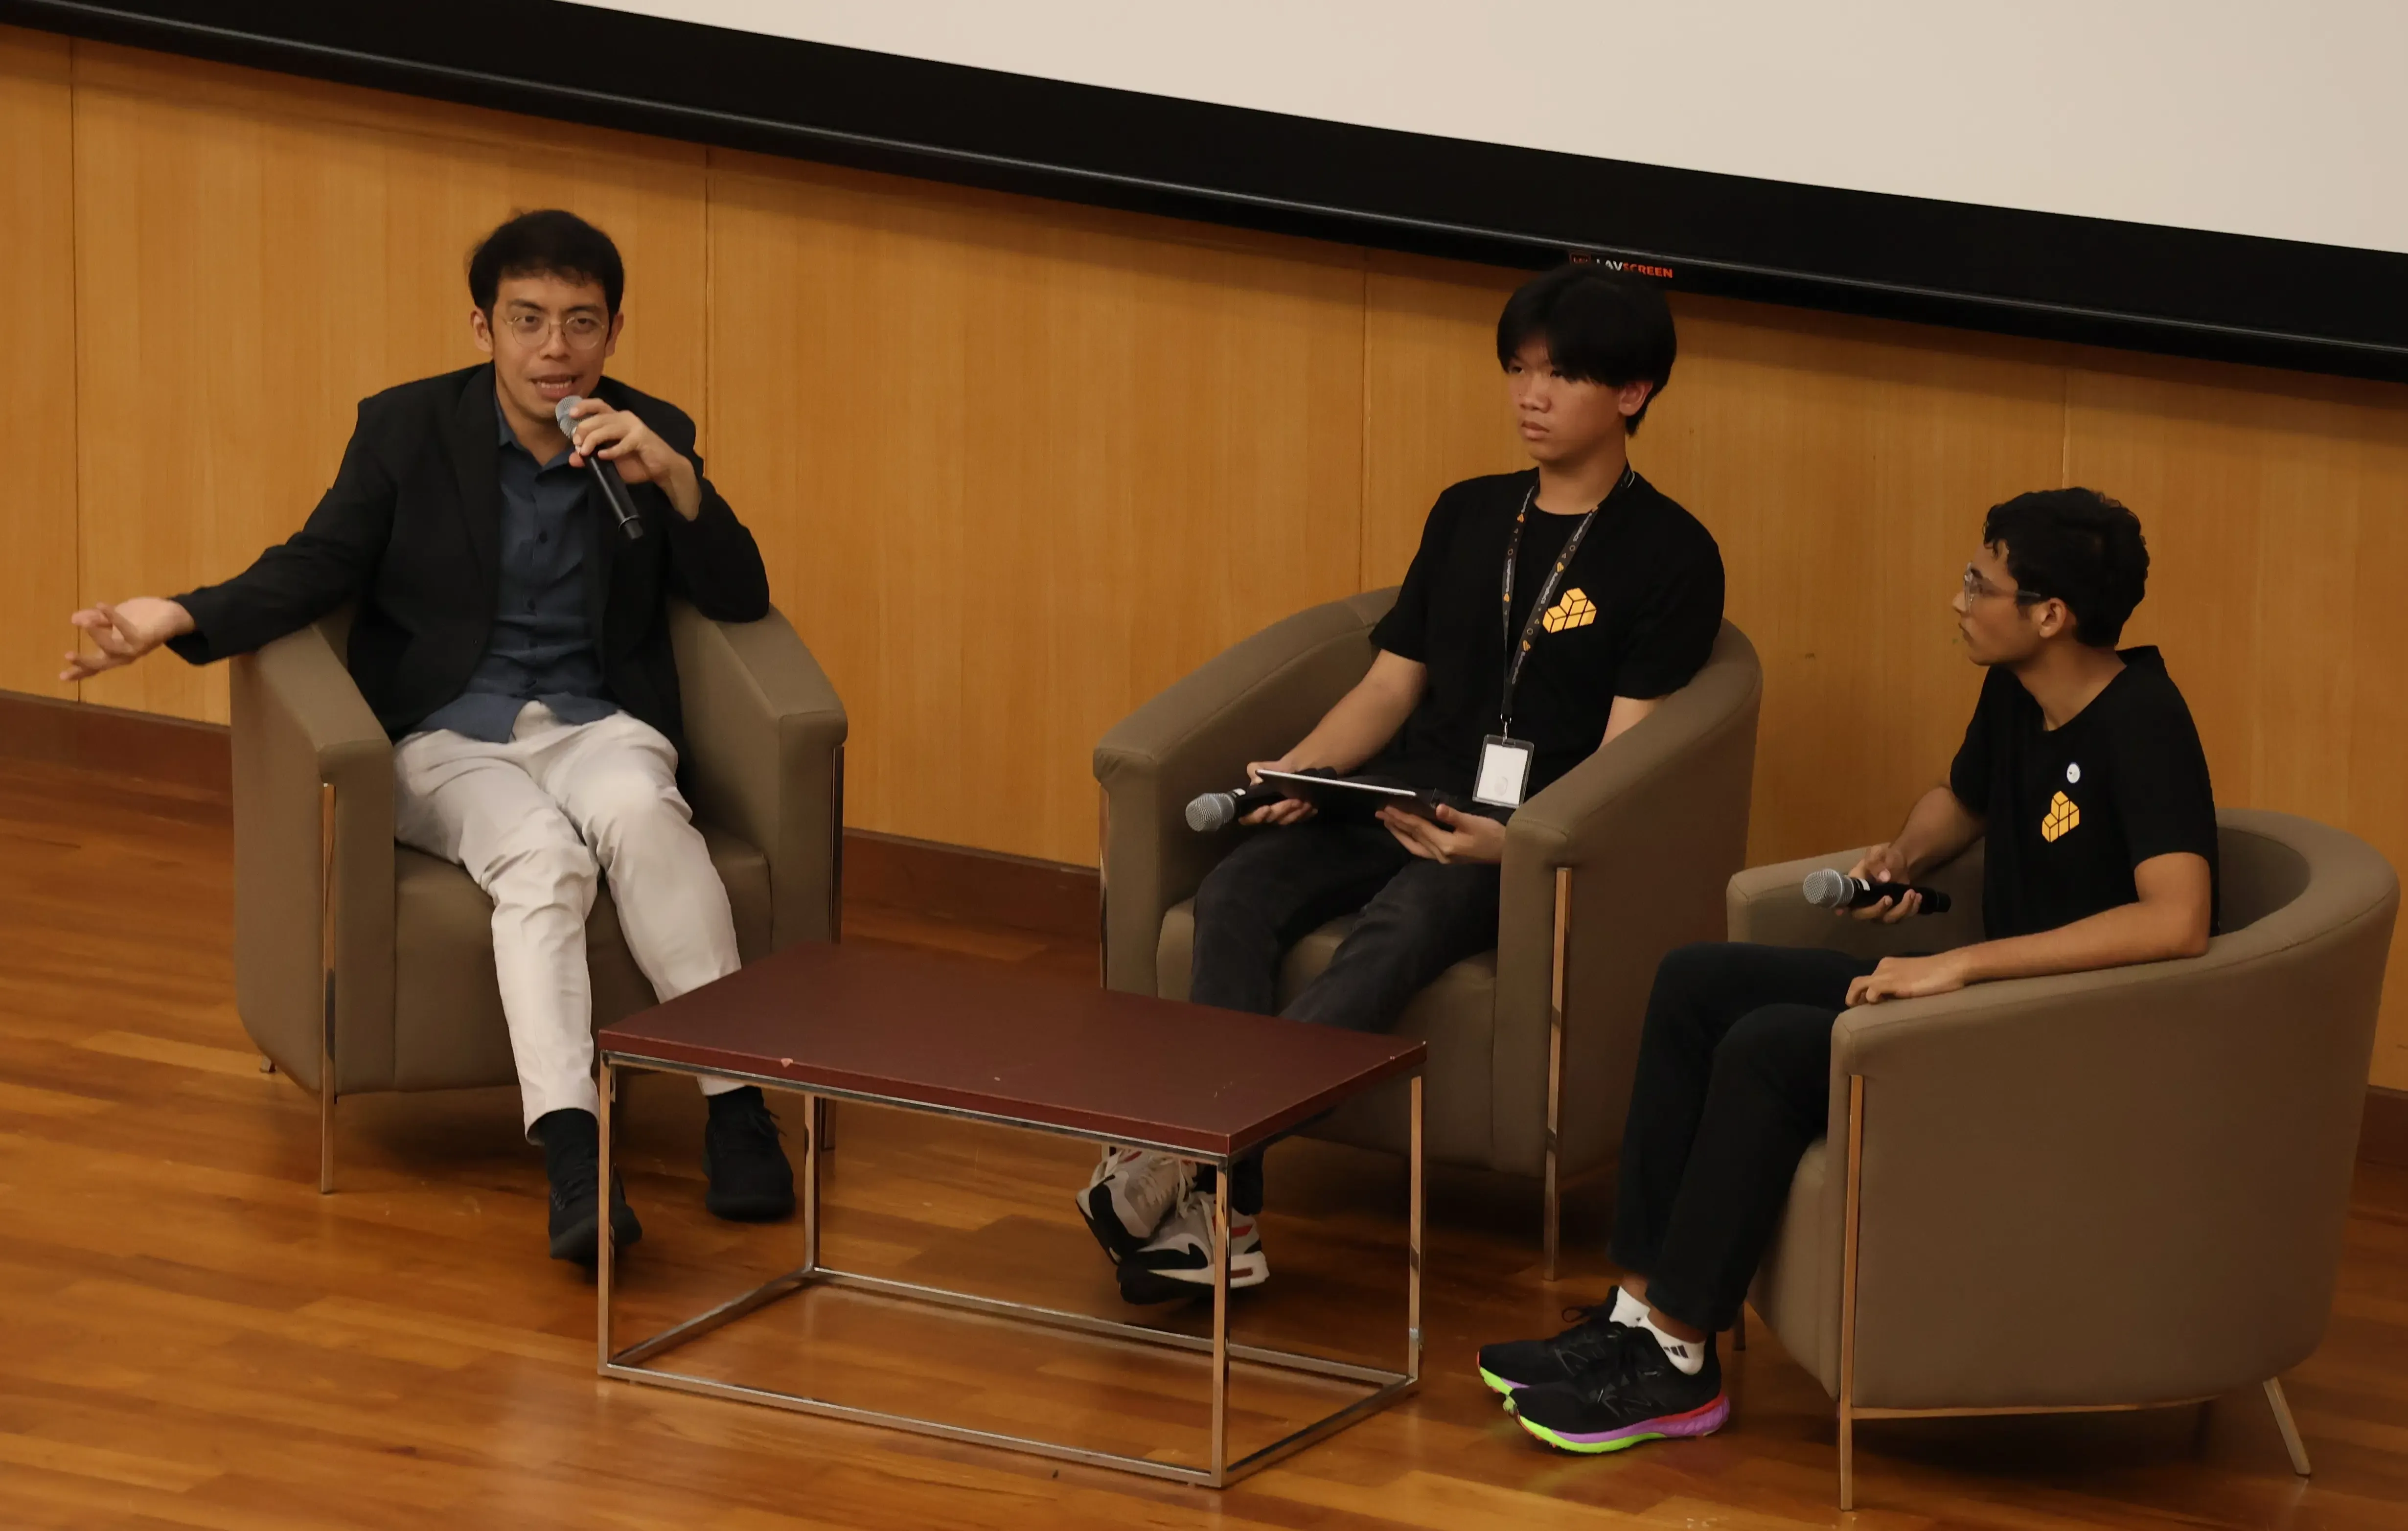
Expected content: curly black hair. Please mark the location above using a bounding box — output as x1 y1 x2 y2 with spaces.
1982 487 2150 648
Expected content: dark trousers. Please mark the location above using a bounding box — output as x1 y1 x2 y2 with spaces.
1608 942 1877 1333
1188 818 1501 1214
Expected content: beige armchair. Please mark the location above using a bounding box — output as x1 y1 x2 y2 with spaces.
1095 588 1762 1273
1731 811 2398 1507
229 601 848 1189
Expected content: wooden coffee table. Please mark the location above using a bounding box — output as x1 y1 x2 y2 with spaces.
594 940 1427 1487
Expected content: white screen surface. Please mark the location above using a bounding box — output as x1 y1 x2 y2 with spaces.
568 1 2408 257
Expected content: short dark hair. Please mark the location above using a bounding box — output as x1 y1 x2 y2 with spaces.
1981 487 2150 648
1494 265 1677 434
467 209 625 315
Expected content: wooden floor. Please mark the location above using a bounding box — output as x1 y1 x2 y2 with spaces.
5 757 2408 1529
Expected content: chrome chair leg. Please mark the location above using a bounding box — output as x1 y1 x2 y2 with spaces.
2263 1378 2311 1477
1542 1157 1560 1282
317 782 338 1196
1542 866 1570 1282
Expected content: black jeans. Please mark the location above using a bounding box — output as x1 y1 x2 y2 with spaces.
1607 942 1877 1333
1188 817 1502 1214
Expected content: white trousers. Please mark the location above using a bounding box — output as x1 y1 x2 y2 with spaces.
393 704 742 1134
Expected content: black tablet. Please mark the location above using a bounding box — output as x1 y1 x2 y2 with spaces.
1256 770 1444 823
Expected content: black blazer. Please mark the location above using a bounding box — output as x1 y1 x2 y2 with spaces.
170 365 770 754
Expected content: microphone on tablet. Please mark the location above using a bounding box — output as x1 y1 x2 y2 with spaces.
555 395 645 542
1802 868 1952 915
1186 782 1288 832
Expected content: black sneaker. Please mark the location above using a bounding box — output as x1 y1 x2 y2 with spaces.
538 1108 643 1264
704 1086 796 1221
1475 1288 1632 1401
1512 1326 1728 1454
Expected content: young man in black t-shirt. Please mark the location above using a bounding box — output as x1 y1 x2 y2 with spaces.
1077 267 1726 1304
1479 487 2218 1455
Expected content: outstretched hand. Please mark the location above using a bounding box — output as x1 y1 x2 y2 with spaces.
62 597 193 682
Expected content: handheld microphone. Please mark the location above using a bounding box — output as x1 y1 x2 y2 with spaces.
1802 868 1952 915
555 395 644 542
1185 781 1288 832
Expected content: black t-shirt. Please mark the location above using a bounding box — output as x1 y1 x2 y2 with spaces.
1366 469 1724 800
1947 648 2219 941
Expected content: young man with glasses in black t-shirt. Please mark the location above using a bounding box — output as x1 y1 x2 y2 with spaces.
1079 267 1727 1303
1479 487 2218 1455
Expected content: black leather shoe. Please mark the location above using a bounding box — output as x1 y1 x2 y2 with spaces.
704 1087 797 1221
537 1108 643 1264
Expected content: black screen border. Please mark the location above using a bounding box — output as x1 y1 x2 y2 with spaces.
10 0 2406 383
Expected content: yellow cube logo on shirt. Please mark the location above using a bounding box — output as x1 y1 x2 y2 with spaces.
2041 791 2082 843
1542 588 1598 633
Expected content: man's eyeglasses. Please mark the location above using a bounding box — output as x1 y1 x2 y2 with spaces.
499 310 608 350
1962 563 2047 605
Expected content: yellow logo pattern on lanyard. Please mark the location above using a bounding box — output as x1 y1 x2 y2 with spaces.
2041 790 2082 843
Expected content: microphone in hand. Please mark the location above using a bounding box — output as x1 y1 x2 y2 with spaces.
555 395 645 542
1802 868 1952 915
1185 781 1289 832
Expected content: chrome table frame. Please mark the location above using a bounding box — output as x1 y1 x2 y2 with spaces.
596 1053 1424 1488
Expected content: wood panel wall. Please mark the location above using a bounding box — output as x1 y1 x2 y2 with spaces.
705 154 1367 859
0 30 77 704
6 29 2407 1086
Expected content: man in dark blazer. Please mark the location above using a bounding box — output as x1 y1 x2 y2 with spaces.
62 210 793 1265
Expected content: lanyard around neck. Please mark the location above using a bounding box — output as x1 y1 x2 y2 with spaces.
1498 467 1633 735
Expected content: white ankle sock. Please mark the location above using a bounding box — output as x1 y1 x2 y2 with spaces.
1609 1287 1650 1327
1635 1312 1706 1375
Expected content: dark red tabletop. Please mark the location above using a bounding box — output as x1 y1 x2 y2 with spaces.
597 941 1425 1157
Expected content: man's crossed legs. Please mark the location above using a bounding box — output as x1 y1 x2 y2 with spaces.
394 704 796 1262
1078 817 1499 1302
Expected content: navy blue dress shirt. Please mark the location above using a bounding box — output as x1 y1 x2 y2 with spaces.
417 402 619 741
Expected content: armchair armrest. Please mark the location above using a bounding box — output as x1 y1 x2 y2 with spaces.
1093 590 1395 996
229 618 395 1094
1726 840 1988 958
1490 620 1764 1172
1822 833 2396 1410
670 601 849 951
1734 835 1982 1393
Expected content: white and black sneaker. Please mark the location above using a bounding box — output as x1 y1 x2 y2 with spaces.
1116 1185 1268 1305
1076 1146 1191 1264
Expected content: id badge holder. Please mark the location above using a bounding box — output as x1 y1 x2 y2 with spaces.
1473 734 1535 808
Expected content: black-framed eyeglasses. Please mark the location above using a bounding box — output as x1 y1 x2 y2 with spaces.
1962 562 2047 605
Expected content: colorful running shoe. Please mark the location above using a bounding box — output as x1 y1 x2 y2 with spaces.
1474 1288 1632 1400
1512 1326 1727 1454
